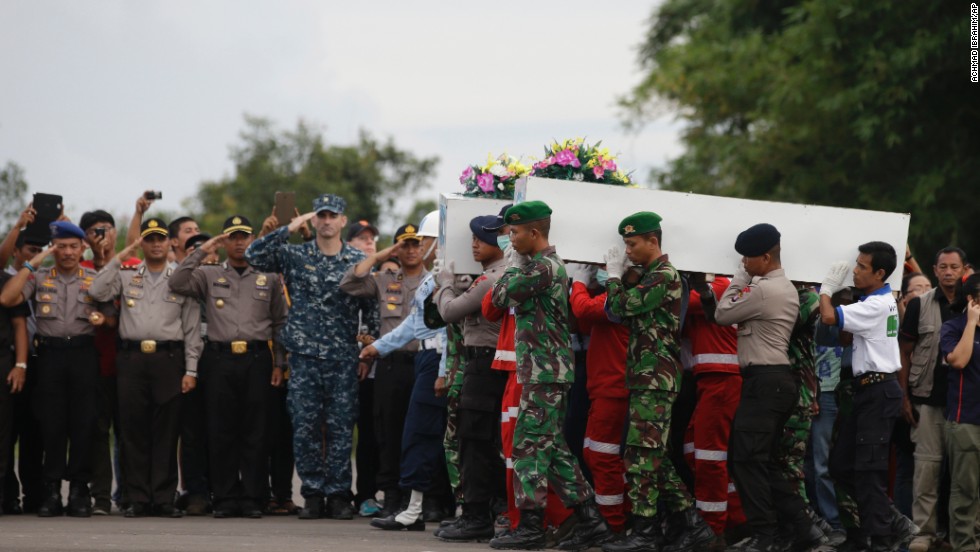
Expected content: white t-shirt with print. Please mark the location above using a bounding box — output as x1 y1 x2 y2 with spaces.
837 286 901 376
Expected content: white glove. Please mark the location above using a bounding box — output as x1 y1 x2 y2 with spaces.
454 274 474 292
435 260 455 289
566 263 597 286
604 246 628 279
820 261 850 297
732 264 751 287
506 246 529 269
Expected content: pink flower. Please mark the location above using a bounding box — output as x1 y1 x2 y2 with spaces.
477 173 495 192
554 149 581 168
593 166 605 179
533 157 555 170
459 166 474 185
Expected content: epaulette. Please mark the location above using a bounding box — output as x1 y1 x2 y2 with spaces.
120 265 139 271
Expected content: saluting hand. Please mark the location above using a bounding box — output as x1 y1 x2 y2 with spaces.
288 212 316 234
28 246 55 269
200 233 229 255
115 238 142 262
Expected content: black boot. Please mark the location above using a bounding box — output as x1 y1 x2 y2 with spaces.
490 508 546 550
602 515 664 552
66 482 92 518
661 508 717 552
886 506 918 549
37 482 63 517
557 498 613 551
438 502 494 542
791 522 828 552
298 495 325 520
378 488 402 518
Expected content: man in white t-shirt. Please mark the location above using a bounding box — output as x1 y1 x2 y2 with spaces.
817 241 917 552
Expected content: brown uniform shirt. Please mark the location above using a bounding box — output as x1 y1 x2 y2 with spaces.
340 267 425 353
168 248 288 368
434 257 506 349
89 257 203 375
714 267 799 367
22 265 115 338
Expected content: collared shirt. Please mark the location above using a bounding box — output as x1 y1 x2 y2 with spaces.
491 245 573 385
835 283 901 376
168 248 288 368
340 266 425 353
940 314 980 425
433 257 506 349
245 226 379 360
89 257 203 375
22 265 115 338
715 268 799 367
372 273 446 375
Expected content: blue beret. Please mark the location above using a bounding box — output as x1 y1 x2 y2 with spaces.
49 221 86 241
735 223 781 257
470 215 500 248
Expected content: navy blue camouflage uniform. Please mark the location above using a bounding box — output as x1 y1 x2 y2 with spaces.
245 225 378 501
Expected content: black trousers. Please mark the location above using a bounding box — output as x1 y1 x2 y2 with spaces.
355 376 379 504
374 353 416 493
0 355 12 504
458 350 509 506
669 369 698 491
179 381 209 497
3 355 43 509
267 382 294 502
564 349 592 484
730 366 805 536
35 344 99 486
91 373 119 507
203 348 272 506
830 378 902 537
117 348 183 506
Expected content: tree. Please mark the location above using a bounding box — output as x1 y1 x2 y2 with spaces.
188 116 439 237
0 162 29 234
623 0 980 261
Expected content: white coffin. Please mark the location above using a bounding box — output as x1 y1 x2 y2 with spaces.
438 194 513 276
515 176 911 289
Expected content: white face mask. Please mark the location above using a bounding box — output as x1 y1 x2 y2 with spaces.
496 235 511 251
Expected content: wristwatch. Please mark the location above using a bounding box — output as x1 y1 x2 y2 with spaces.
14 362 27 370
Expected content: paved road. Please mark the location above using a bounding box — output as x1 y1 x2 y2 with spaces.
0 515 493 552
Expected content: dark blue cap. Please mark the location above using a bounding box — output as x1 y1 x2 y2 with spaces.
313 193 346 214
49 221 86 241
735 223 781 257
470 215 500 248
482 203 513 232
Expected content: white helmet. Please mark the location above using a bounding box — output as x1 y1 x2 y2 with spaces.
416 210 440 238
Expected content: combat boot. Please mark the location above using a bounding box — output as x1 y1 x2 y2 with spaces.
602 515 664 552
885 505 918 550
37 482 63 517
66 482 92 518
438 502 494 542
791 522 829 552
724 535 779 552
298 495 324 519
662 508 717 552
489 508 546 550
557 497 613 551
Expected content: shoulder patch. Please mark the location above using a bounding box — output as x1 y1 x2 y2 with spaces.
731 286 752 302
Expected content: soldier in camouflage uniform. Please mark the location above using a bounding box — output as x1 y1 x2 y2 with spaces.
440 320 466 501
245 193 379 520
488 201 610 551
602 212 714 552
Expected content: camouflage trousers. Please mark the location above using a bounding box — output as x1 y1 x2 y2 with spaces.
625 389 694 517
777 379 814 501
287 353 358 498
443 382 464 501
512 383 593 509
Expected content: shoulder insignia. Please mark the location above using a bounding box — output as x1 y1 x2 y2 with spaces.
732 286 751 303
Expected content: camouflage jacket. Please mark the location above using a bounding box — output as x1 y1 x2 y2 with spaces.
245 226 379 360
789 287 820 401
606 254 682 392
491 245 573 385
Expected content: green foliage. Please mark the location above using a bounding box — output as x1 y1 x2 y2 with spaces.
624 0 979 260
188 115 439 237
0 162 29 234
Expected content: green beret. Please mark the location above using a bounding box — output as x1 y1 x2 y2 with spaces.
618 211 662 237
505 201 552 225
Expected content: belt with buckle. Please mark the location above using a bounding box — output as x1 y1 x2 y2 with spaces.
206 340 268 354
420 337 442 351
856 371 897 387
119 340 183 353
464 346 495 360
35 335 95 350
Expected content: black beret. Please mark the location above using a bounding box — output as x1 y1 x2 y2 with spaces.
735 223 781 257
469 215 500 248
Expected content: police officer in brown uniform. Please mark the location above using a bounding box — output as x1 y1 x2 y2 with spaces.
168 216 288 519
702 223 817 552
340 223 427 515
89 218 202 518
0 221 116 517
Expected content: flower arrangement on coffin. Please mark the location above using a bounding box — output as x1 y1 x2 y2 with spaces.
459 153 531 199
530 138 631 185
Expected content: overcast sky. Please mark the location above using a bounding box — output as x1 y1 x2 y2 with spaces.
0 0 681 232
